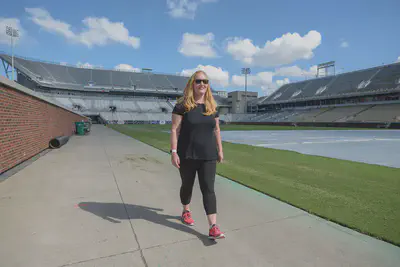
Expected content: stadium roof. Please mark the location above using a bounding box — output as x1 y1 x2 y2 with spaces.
0 54 189 93
260 62 400 105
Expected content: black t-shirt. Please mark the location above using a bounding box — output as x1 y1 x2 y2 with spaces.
172 103 219 160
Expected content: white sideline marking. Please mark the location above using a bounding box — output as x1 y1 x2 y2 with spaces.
302 137 339 140
256 142 298 146
255 138 400 146
302 139 372 144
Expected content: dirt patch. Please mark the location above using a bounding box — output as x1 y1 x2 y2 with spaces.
121 154 163 165
118 154 165 174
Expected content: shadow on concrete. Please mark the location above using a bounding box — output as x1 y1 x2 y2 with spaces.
78 201 217 247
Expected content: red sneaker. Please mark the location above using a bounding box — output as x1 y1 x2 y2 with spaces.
181 210 194 226
209 224 225 239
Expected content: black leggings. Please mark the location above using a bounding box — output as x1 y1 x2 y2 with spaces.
179 159 217 215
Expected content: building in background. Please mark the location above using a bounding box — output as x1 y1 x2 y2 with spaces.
213 90 228 98
228 91 258 114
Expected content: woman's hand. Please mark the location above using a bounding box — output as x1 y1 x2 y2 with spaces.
171 153 180 168
218 150 224 163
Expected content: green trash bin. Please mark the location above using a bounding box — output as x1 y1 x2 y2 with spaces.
75 122 85 136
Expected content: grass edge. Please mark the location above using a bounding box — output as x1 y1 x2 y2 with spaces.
108 125 400 248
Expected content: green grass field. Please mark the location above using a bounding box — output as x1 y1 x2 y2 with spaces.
109 124 400 246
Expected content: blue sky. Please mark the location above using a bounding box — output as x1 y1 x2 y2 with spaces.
1 0 399 96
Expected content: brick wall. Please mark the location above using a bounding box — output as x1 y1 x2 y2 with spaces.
0 83 88 174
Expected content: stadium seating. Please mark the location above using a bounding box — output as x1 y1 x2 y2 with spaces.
262 62 400 104
291 108 330 122
364 64 400 92
0 54 188 91
219 113 257 123
2 53 400 125
349 104 400 122
312 106 370 122
246 102 400 123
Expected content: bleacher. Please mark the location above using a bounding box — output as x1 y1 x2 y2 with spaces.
291 108 330 122
0 54 198 124
312 106 370 122
247 103 400 124
262 62 400 105
246 61 400 125
349 104 400 122
42 93 173 112
0 54 188 92
3 52 400 125
37 91 234 124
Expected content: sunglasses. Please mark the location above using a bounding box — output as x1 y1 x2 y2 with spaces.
194 79 209 85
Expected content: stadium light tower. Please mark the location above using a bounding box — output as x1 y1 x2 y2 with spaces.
6 25 19 81
241 67 251 113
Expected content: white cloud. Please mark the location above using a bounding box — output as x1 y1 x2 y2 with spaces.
231 71 293 97
275 78 290 87
275 65 318 77
226 30 322 67
178 65 295 96
232 71 274 89
340 40 349 48
77 62 94 69
114 64 141 72
0 18 24 45
181 65 229 87
231 75 247 87
225 38 258 65
261 85 278 97
396 56 400 63
167 0 217 19
261 78 291 97
179 32 218 58
25 7 140 49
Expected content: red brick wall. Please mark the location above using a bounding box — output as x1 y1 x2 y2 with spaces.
0 84 87 174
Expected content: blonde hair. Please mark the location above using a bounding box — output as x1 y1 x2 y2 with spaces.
178 70 217 116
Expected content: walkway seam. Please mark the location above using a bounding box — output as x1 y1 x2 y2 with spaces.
57 249 139 267
228 212 307 233
140 213 308 251
102 142 149 267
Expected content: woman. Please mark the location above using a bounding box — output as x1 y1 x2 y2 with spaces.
170 70 225 240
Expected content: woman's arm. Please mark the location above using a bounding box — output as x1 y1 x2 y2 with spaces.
214 117 224 162
170 114 182 151
170 113 182 168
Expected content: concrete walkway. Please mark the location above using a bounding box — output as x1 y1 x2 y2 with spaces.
0 125 399 267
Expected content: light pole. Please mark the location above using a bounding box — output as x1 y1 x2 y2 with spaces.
241 67 251 113
6 26 19 81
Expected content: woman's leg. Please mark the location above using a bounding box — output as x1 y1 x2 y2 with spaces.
197 160 217 224
179 159 197 222
198 160 225 239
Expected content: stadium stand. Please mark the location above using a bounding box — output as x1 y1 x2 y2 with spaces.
1 53 400 127
252 61 400 127
312 106 370 122
262 62 400 105
349 104 400 122
0 54 194 124
0 54 185 93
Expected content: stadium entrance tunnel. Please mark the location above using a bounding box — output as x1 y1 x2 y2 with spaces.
87 115 104 124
